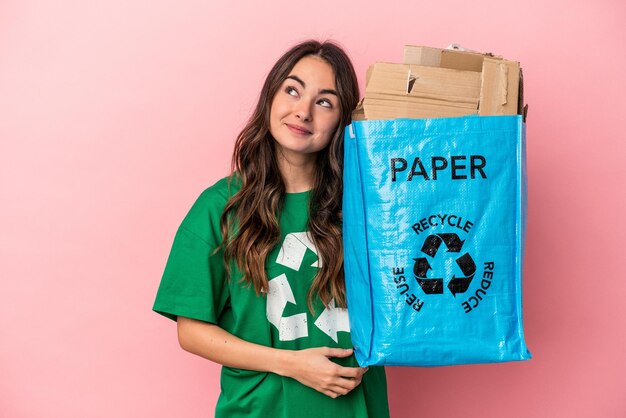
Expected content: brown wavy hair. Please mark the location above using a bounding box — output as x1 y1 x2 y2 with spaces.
219 40 359 310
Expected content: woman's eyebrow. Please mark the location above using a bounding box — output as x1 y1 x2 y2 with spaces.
319 88 338 96
286 75 338 96
286 75 306 87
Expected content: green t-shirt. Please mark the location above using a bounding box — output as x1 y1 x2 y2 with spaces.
153 177 389 418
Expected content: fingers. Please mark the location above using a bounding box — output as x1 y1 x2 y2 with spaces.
323 378 363 398
335 365 368 379
329 384 351 396
322 348 369 377
315 365 364 398
327 373 364 393
318 378 365 398
323 389 341 399
322 385 351 399
323 347 353 358
295 347 369 398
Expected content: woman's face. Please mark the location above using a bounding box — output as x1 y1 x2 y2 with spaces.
269 55 341 163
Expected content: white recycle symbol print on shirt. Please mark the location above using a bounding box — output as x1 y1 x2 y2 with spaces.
266 232 350 342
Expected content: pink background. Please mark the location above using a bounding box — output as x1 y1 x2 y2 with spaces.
1 0 625 417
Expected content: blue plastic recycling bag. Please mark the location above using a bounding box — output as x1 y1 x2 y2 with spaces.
343 115 531 367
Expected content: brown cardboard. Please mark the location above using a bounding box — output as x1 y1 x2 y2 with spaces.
355 45 525 121
478 57 520 116
352 99 366 121
440 49 486 72
360 62 481 120
403 45 441 68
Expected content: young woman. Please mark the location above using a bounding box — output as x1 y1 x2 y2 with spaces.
153 40 389 418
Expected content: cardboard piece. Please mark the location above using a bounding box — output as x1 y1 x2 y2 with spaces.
355 45 525 121
403 45 441 68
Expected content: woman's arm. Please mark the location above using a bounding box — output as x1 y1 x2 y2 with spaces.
177 316 367 398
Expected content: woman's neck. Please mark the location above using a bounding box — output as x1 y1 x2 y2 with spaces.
277 152 317 193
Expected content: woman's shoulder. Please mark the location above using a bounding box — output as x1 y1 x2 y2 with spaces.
195 175 241 207
180 175 241 233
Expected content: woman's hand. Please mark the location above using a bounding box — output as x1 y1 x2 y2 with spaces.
279 347 368 398
177 318 367 398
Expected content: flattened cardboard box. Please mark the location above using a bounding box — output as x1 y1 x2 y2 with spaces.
354 45 526 121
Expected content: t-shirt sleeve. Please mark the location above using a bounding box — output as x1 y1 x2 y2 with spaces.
152 181 231 323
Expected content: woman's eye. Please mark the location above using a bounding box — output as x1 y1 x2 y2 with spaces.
286 86 298 97
318 98 333 108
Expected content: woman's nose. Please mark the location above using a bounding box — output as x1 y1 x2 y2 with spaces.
294 99 313 122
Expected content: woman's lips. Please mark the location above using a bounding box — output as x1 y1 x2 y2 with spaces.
286 123 312 135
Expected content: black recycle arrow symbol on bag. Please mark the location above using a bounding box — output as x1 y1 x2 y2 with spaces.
413 233 476 296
